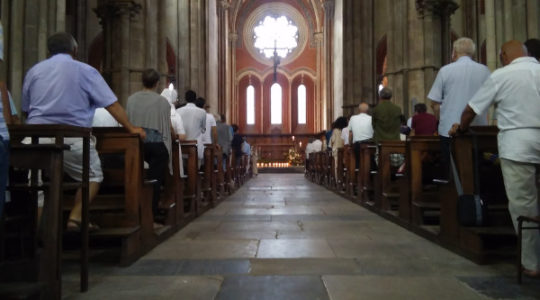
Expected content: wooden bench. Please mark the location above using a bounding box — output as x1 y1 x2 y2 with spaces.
357 142 377 205
377 141 406 218
180 141 199 217
92 127 167 264
408 136 442 229
4 124 91 299
438 127 515 263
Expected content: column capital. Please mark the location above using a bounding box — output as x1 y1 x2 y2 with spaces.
415 0 459 18
323 0 335 14
94 0 142 24
313 32 324 45
229 33 238 43
220 1 230 10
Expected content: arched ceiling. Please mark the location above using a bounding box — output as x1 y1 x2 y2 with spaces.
229 0 324 33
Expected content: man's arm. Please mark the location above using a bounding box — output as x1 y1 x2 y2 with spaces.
0 60 11 124
431 101 441 120
105 101 146 139
448 105 477 136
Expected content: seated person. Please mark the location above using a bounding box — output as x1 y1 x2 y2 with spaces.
126 68 171 224
22 32 145 231
411 103 437 136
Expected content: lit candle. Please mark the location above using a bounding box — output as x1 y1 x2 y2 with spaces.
292 136 295 141
299 142 302 147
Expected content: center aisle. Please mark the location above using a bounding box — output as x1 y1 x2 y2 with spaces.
67 174 522 299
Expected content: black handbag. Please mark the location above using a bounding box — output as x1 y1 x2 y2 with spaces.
450 134 487 226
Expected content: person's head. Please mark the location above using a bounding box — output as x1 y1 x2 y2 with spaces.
319 131 326 140
195 97 206 108
358 102 369 113
204 104 211 112
414 103 427 114
142 68 160 89
214 114 221 122
499 40 528 66
452 37 476 61
232 124 239 133
220 114 226 123
378 87 392 100
47 32 78 57
334 116 348 130
160 88 178 105
308 138 315 143
185 90 197 103
524 38 540 61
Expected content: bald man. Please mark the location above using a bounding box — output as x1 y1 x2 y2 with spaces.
450 40 540 277
348 102 374 168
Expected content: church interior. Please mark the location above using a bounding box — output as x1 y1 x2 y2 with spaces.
0 0 540 299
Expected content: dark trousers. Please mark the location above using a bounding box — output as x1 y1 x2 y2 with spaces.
143 142 169 216
439 136 451 180
0 136 8 219
353 142 362 169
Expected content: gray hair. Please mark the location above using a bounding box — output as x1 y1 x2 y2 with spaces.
453 37 476 57
379 87 393 100
47 32 78 55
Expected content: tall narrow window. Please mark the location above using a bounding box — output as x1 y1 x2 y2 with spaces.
246 85 255 125
271 83 282 124
297 84 306 124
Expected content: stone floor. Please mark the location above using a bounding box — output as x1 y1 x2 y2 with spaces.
63 174 540 299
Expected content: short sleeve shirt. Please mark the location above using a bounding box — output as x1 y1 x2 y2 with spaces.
412 113 438 135
22 54 117 127
468 57 540 163
372 101 402 142
428 56 491 137
348 113 373 143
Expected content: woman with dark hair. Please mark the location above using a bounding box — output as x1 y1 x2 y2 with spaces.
330 116 348 181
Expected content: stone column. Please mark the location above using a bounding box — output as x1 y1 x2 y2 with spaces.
217 0 230 115
333 0 343 120
484 0 497 71
206 0 219 114
94 0 142 106
323 0 334 129
229 33 238 124
313 32 323 132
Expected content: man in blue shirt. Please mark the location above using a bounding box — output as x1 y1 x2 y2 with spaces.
22 32 145 230
0 21 11 219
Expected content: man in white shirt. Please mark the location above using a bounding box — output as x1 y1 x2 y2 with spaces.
428 37 491 179
195 99 217 163
177 90 206 160
348 102 373 168
450 40 540 277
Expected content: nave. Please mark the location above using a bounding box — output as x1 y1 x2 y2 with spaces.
62 174 538 300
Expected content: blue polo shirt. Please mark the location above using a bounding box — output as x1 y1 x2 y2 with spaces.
22 54 117 128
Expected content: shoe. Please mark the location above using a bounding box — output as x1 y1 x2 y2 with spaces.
523 267 540 278
66 219 100 232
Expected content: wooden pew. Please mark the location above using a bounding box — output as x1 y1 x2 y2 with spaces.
214 147 225 202
343 146 356 198
439 127 515 263
408 136 442 229
3 124 91 299
377 141 406 218
357 143 377 205
198 144 217 214
336 148 345 193
180 141 199 217
92 128 169 263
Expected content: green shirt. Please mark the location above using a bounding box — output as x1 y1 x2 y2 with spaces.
372 100 402 142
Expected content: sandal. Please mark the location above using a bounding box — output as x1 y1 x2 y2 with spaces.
66 219 100 232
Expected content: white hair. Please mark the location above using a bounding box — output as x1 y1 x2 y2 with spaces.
453 37 476 56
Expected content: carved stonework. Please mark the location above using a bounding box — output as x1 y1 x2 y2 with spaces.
323 0 335 17
94 0 142 25
313 32 324 46
415 0 459 18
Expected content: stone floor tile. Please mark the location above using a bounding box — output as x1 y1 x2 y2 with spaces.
323 275 489 300
257 239 336 258
216 275 329 300
249 258 362 275
143 240 259 259
64 276 223 300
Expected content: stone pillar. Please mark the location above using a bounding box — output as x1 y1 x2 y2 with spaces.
314 32 323 132
94 0 142 106
217 0 230 115
206 0 219 114
229 33 238 124
323 0 334 129
333 0 343 120
484 0 497 71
